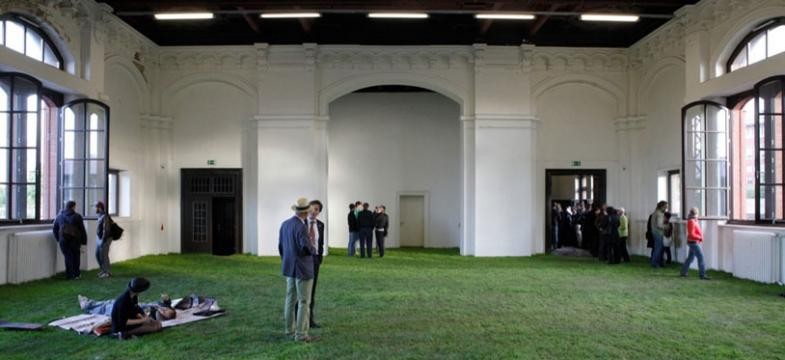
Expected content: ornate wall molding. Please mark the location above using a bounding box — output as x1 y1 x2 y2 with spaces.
316 46 474 70
474 114 540 130
614 116 647 131
252 114 329 129
530 48 628 73
141 114 173 130
158 47 257 70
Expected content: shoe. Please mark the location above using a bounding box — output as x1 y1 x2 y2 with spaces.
679 274 687 278
99 272 111 278
310 322 321 328
700 276 711 280
295 335 319 343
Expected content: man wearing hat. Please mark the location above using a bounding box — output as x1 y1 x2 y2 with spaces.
111 277 162 339
278 197 318 342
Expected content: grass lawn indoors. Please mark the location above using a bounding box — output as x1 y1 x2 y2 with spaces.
1 248 784 359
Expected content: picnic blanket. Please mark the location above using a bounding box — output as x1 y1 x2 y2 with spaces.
49 298 225 336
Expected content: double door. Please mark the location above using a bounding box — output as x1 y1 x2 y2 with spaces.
181 169 242 255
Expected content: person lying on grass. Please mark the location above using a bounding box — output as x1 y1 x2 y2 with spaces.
111 277 163 339
78 293 176 321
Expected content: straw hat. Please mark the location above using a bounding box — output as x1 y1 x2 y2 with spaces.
291 197 311 213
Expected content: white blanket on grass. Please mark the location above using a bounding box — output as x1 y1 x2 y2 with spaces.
49 299 224 335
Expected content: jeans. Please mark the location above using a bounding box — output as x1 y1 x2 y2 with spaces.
359 228 373 258
59 240 81 279
551 225 559 250
375 230 386 258
284 276 313 340
348 232 358 256
95 237 113 274
650 233 664 268
82 298 159 316
681 242 706 278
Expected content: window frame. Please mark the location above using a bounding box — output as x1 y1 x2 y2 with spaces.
58 99 110 222
666 169 681 217
726 17 785 74
681 100 731 220
108 168 119 216
753 76 785 224
0 13 64 70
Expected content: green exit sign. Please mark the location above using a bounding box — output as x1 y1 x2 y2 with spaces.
207 160 216 166
572 161 581 167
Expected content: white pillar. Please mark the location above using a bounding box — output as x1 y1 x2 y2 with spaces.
461 116 476 255
140 114 174 255
472 115 539 256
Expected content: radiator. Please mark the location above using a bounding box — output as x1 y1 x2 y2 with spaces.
731 230 782 284
7 230 60 284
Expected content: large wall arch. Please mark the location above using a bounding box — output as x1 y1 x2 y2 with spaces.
636 56 685 113
105 55 150 112
712 5 785 78
318 72 471 116
532 74 626 116
161 72 256 115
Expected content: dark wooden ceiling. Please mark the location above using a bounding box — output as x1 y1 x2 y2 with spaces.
101 1 698 47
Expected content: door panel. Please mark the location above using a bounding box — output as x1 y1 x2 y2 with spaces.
181 169 242 254
212 197 236 256
399 195 425 247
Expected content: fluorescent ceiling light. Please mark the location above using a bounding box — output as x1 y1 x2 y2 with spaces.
154 12 214 20
368 13 429 19
580 14 639 22
261 13 321 19
475 14 535 20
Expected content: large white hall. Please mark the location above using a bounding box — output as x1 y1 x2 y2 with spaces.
1 0 784 286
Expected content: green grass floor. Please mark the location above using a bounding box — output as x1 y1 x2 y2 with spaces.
1 248 784 359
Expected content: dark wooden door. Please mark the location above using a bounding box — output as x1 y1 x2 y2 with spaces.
181 169 242 254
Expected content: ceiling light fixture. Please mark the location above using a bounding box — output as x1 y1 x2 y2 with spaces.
368 13 429 19
261 13 321 19
475 14 535 20
154 12 214 20
580 14 639 22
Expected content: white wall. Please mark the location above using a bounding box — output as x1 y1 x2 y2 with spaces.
327 92 461 249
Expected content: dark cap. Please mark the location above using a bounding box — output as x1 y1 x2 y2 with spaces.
128 277 150 293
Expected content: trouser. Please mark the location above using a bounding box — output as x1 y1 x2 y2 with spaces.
681 242 706 278
284 276 313 340
83 298 159 316
650 233 664 268
607 237 619 264
551 225 559 250
618 237 631 262
375 230 386 258
598 235 609 261
309 256 321 325
123 319 162 337
660 246 672 266
359 228 373 258
59 240 81 279
348 232 358 256
95 237 113 274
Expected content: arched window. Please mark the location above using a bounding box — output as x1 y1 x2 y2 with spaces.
755 77 784 223
727 17 785 73
0 14 63 70
681 101 730 219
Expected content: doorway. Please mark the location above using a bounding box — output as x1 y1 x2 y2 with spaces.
399 194 426 247
181 169 242 255
545 169 606 252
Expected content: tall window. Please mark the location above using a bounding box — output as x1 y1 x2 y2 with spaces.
0 14 63 69
682 102 730 219
755 77 784 223
730 98 757 220
728 18 785 73
60 100 109 220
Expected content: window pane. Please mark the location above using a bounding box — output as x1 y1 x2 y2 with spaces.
686 189 705 215
12 149 36 183
88 131 105 159
708 106 728 132
748 32 767 65
686 130 704 161
758 115 783 149
24 30 43 61
769 25 785 57
87 104 107 131
758 80 783 114
759 150 784 185
86 160 105 187
0 185 6 219
706 189 728 217
64 107 76 130
108 173 117 215
13 113 37 148
63 131 84 159
670 173 681 216
61 188 83 208
43 44 59 68
5 21 25 54
86 188 104 212
0 113 7 147
0 20 4 46
759 186 784 220
62 160 84 188
0 149 6 183
11 184 34 219
685 106 704 133
0 80 8 111
730 47 748 72
685 160 704 188
12 77 37 111
707 133 728 159
706 161 728 188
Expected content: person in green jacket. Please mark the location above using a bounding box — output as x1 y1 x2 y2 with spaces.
617 208 631 263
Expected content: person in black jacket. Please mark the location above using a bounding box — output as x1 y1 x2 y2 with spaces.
357 203 375 258
606 207 621 264
347 203 359 257
111 277 162 339
52 201 88 280
374 205 389 258
307 200 325 328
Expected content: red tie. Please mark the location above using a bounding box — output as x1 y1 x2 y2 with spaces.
308 221 316 247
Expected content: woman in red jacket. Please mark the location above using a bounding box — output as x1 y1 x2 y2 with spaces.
680 207 710 280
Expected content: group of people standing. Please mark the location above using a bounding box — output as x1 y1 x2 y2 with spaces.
51 200 118 280
347 201 389 258
551 201 630 264
647 201 709 279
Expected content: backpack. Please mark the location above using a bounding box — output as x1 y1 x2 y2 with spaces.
645 214 654 246
60 222 80 243
110 221 124 240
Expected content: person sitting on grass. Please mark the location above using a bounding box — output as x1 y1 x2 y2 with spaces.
79 293 176 321
680 207 710 280
111 277 163 339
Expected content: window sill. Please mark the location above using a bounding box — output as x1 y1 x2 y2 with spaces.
724 220 785 228
0 223 53 230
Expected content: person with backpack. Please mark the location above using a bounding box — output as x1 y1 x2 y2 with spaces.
52 201 88 280
648 201 668 268
95 201 114 278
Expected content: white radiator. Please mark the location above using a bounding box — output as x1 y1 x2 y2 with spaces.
7 230 60 284
731 230 783 284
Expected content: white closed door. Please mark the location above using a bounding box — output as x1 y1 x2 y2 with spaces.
399 195 425 247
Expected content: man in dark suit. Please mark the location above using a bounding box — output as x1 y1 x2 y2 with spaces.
307 199 325 328
278 197 317 342
52 200 88 280
374 205 389 258
357 202 375 258
347 203 359 256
